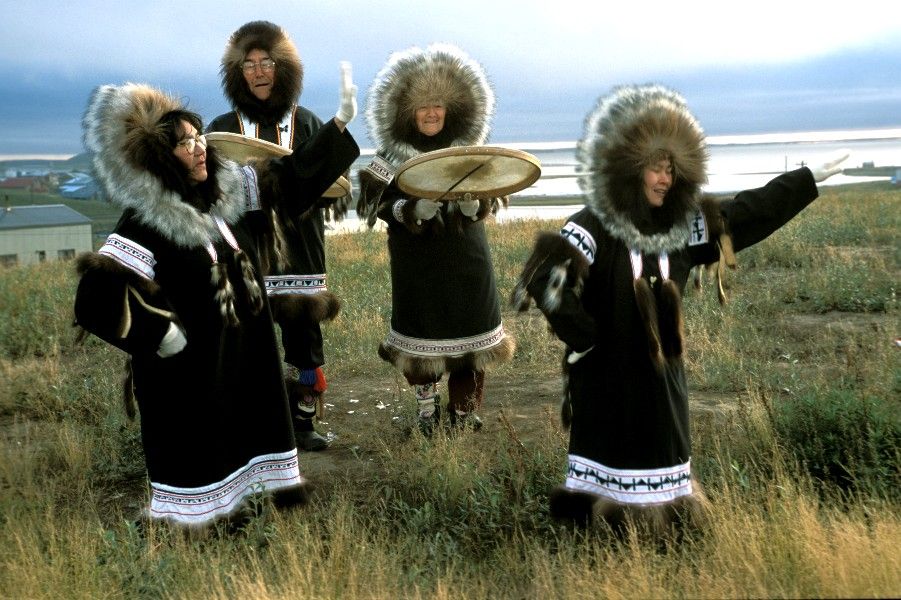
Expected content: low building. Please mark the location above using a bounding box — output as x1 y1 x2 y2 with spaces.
0 204 92 267
58 173 98 199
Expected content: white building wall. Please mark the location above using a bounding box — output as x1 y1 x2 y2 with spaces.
0 224 92 267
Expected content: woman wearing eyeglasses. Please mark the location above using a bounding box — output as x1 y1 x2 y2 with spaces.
73 79 359 533
208 21 356 453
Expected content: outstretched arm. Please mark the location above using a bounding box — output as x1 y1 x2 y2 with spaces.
721 152 849 253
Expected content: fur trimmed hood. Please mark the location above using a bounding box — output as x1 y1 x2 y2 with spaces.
220 20 303 126
576 84 708 254
365 43 495 165
83 83 246 248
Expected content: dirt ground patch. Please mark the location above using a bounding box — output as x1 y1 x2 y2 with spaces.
298 373 739 498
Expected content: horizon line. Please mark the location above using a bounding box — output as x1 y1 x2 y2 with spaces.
3 127 900 162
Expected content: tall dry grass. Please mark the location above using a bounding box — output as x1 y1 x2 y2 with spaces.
1 183 898 598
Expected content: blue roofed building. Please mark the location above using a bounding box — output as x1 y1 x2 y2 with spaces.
58 173 99 199
0 204 92 267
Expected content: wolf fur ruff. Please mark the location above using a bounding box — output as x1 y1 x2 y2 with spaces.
82 83 263 326
357 44 495 224
220 20 303 125
577 84 708 255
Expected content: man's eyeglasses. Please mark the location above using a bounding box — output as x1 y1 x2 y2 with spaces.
176 134 206 154
242 59 276 73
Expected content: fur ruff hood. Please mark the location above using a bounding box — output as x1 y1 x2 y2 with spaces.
576 84 708 255
83 83 247 249
220 20 303 126
365 43 495 165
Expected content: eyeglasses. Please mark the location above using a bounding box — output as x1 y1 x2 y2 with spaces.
176 133 206 154
242 59 276 73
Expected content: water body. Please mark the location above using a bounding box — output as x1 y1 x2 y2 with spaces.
328 128 900 233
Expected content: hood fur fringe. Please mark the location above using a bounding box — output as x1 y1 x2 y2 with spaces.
358 44 495 226
83 83 248 248
220 20 303 125
83 83 265 326
577 84 708 255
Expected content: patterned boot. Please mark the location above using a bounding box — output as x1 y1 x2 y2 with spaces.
414 382 441 437
288 368 329 451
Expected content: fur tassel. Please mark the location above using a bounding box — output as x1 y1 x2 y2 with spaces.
543 259 570 313
357 169 388 229
658 279 685 359
235 250 263 316
324 192 351 222
511 231 590 313
123 357 136 421
211 262 240 327
633 278 664 372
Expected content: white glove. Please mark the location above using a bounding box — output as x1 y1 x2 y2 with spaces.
413 198 441 224
811 151 849 183
567 346 593 365
458 197 479 220
335 61 357 124
157 322 187 358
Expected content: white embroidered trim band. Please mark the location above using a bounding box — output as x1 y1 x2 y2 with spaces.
560 222 596 264
688 209 709 246
384 324 506 357
366 155 396 184
392 199 408 222
99 234 155 280
241 165 261 211
149 448 304 526
564 454 692 505
265 274 328 296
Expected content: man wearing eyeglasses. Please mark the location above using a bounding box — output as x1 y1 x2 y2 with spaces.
209 20 354 452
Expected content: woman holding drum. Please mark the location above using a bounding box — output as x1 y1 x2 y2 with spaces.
357 43 537 435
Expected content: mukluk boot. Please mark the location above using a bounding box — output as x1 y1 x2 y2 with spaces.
287 367 329 451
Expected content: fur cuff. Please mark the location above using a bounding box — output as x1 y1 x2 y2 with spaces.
511 232 590 313
269 291 341 325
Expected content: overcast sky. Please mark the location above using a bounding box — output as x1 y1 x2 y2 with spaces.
2 0 900 156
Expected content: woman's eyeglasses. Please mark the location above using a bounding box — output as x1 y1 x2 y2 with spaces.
242 59 276 73
176 134 206 154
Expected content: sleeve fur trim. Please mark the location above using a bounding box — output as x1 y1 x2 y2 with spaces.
269 291 341 325
511 231 591 312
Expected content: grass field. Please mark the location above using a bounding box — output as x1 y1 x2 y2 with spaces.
0 182 898 598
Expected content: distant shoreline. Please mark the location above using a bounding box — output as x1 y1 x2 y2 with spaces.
3 126 900 164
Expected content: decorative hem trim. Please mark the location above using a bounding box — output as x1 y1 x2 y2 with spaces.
265 274 327 296
564 454 692 505
149 448 304 526
384 324 506 357
99 234 155 280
